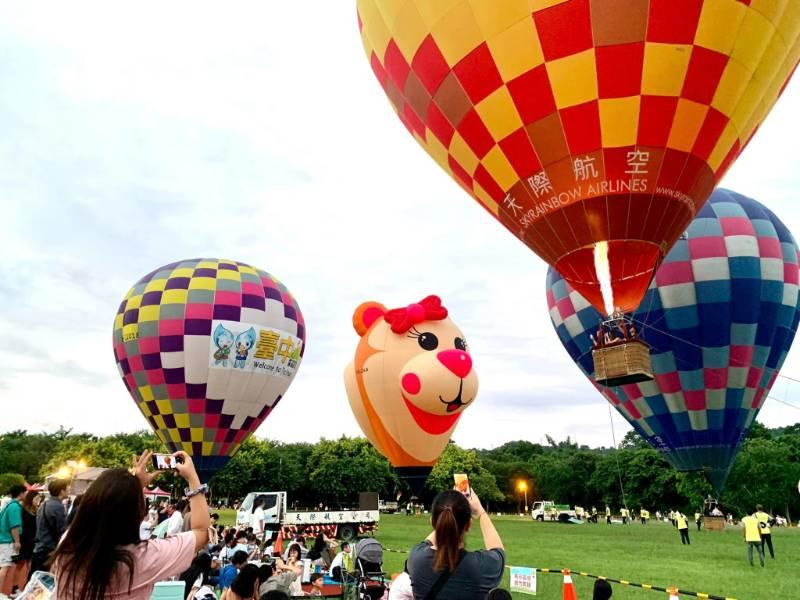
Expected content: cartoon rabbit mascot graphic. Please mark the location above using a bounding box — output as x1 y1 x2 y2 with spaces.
213 324 234 367
344 295 478 494
234 327 257 369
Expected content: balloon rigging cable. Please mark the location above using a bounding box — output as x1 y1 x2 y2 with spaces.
620 316 800 412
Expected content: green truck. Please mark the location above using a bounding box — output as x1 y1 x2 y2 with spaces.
531 500 576 521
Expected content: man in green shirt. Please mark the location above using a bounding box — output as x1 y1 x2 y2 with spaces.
0 485 26 596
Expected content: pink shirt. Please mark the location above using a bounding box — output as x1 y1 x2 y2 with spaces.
55 531 197 599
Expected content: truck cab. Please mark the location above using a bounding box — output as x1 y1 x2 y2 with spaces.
531 501 575 521
237 491 287 527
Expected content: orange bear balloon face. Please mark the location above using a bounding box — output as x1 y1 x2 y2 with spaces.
344 296 478 466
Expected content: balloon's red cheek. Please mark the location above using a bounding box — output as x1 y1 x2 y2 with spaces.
402 373 421 395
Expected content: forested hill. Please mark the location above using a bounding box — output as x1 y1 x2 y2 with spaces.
1 423 798 518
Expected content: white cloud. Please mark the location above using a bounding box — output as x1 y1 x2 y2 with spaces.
1 2 800 453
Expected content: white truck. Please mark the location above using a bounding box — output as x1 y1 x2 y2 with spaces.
531 500 577 521
236 492 379 541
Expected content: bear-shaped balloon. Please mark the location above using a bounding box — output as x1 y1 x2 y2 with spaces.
344 295 478 494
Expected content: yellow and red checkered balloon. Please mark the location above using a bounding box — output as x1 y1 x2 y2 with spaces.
357 0 800 314
113 259 305 481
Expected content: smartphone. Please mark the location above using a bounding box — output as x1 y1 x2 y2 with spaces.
152 453 178 470
454 473 471 497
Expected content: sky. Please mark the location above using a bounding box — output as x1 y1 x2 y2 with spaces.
2 2 800 450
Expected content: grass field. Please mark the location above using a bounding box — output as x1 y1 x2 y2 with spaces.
220 510 799 599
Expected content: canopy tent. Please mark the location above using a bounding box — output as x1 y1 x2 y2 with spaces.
143 487 172 497
69 467 108 495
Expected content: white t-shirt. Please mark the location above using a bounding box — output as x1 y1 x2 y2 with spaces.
251 507 265 533
389 572 413 600
330 551 345 571
221 542 249 563
139 519 154 541
166 511 184 536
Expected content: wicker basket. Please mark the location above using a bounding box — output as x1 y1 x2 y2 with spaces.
593 340 653 387
704 515 726 531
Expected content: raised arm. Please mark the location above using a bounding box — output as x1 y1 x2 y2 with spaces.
467 492 503 550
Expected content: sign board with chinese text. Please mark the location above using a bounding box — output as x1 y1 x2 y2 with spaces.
283 509 379 526
510 566 536 595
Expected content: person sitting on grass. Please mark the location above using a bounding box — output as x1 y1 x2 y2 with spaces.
307 533 334 568
262 591 290 600
51 450 209 600
308 572 325 596
406 489 504 600
220 550 250 591
222 563 261 600
330 541 353 581
179 552 214 600
259 556 303 597
593 579 612 600
486 590 511 600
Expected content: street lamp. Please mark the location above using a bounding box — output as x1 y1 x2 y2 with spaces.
517 481 528 514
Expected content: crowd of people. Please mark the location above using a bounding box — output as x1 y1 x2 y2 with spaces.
0 452 510 600
0 455 788 600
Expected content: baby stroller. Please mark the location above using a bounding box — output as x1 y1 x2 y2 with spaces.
351 538 386 600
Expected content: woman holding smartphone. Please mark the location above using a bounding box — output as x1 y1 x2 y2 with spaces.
406 489 504 600
52 450 210 600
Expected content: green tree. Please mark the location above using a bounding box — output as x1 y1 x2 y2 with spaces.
723 438 800 517
426 444 503 505
0 431 60 481
39 436 134 478
308 437 395 505
0 473 26 494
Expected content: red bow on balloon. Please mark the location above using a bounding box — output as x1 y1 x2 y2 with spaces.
384 295 448 334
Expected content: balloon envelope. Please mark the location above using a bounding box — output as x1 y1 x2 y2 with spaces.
344 297 478 494
113 259 305 480
547 190 800 491
357 0 800 313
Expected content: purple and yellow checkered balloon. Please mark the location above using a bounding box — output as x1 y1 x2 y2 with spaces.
113 259 306 481
547 190 800 491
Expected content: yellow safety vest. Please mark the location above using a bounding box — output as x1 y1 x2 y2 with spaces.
755 511 771 535
676 514 688 529
694 512 700 522
742 516 761 542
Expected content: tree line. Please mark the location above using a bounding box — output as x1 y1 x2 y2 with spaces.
1 423 798 519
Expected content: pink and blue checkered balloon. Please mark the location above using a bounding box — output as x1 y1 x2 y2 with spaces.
546 190 800 491
113 259 305 481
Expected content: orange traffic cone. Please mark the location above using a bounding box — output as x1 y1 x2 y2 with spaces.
667 587 679 599
562 569 577 600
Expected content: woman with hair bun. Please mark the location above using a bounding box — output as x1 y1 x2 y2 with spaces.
406 489 504 600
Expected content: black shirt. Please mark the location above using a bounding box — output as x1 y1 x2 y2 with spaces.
33 496 66 554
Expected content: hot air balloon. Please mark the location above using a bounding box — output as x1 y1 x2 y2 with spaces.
113 259 305 481
547 189 800 490
357 0 800 315
344 296 478 495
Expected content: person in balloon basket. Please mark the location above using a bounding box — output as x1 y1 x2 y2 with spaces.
753 505 775 559
676 512 690 545
29 478 69 577
741 513 764 567
50 450 210 599
406 489 504 600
